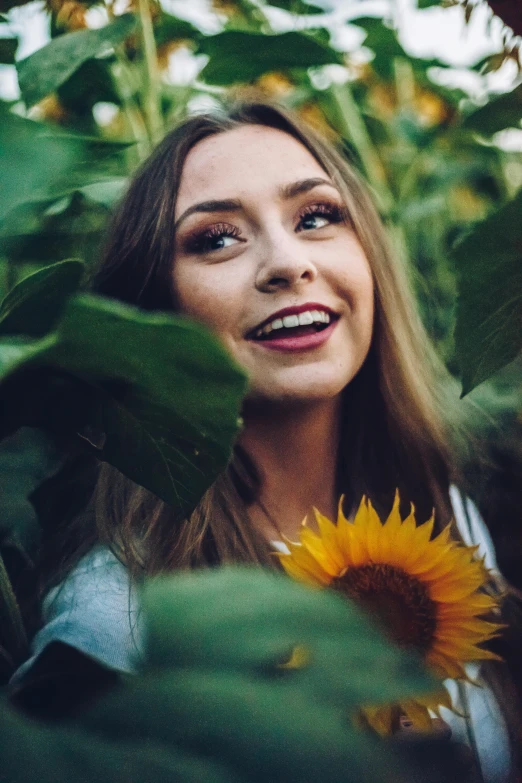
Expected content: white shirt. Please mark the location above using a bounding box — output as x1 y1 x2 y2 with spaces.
11 488 512 781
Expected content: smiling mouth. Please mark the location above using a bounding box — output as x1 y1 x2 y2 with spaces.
248 309 339 342
252 321 331 341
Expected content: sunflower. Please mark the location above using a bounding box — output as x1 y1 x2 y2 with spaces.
278 492 502 735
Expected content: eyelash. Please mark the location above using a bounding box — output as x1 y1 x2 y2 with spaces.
183 201 347 255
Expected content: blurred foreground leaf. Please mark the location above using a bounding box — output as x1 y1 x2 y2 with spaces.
79 567 436 783
17 14 137 107
453 189 522 395
142 567 435 709
0 260 84 338
0 288 247 515
1 568 443 783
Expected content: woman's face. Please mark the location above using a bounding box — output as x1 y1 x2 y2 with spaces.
172 125 374 404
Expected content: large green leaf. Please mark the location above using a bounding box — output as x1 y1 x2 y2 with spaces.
198 30 343 84
0 294 247 514
0 700 249 783
142 567 435 709
0 107 81 223
78 568 435 783
0 568 446 783
453 189 522 395
462 84 522 136
16 14 136 107
0 259 84 338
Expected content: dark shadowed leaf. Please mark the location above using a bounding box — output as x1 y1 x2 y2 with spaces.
0 294 247 514
267 0 326 14
417 0 440 7
0 260 84 338
453 189 522 395
154 11 202 48
17 14 136 107
83 670 401 783
462 84 522 135
0 428 62 550
0 701 249 783
198 30 342 84
0 35 17 63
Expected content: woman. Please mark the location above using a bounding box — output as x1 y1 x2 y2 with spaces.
10 101 518 779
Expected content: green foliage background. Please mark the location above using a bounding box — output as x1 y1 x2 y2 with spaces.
0 0 521 779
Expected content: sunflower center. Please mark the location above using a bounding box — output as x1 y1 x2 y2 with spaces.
332 563 437 653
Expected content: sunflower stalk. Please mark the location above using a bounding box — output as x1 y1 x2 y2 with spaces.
138 0 164 146
111 52 151 164
329 83 394 216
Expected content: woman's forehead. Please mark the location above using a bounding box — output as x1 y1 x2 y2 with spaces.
175 125 329 214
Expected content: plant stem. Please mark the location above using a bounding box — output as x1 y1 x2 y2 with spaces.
112 53 151 165
0 550 28 667
138 0 163 145
329 82 394 216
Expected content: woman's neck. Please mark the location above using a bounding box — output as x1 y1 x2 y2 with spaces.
239 395 342 542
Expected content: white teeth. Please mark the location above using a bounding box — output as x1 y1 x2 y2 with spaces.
298 311 314 326
253 309 332 338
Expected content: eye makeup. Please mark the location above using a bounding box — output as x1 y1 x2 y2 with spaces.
178 196 350 256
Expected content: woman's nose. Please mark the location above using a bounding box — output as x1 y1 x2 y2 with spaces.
255 235 318 293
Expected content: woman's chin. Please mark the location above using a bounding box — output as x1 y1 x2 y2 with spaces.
246 372 350 406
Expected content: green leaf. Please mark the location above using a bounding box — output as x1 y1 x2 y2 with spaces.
83 670 401 783
0 260 85 338
198 30 343 84
0 107 81 223
0 700 250 783
0 295 247 513
462 84 522 136
453 189 522 395
267 0 326 14
351 17 449 79
351 17 405 79
16 14 137 108
78 568 433 783
0 35 17 64
0 427 62 550
154 11 202 48
417 0 440 7
142 568 435 708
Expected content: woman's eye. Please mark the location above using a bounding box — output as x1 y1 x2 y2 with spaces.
300 213 331 231
297 204 345 233
185 224 242 254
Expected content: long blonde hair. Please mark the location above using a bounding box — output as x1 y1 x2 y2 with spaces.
86 100 461 577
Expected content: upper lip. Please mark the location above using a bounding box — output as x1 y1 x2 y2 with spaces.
247 302 338 337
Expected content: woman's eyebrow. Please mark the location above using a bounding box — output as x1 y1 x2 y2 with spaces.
174 177 338 230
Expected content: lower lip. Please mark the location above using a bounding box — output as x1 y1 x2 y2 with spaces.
249 320 338 352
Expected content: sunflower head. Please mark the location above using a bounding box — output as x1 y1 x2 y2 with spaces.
278 492 503 734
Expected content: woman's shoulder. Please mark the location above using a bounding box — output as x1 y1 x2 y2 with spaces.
11 544 144 686
449 485 499 573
